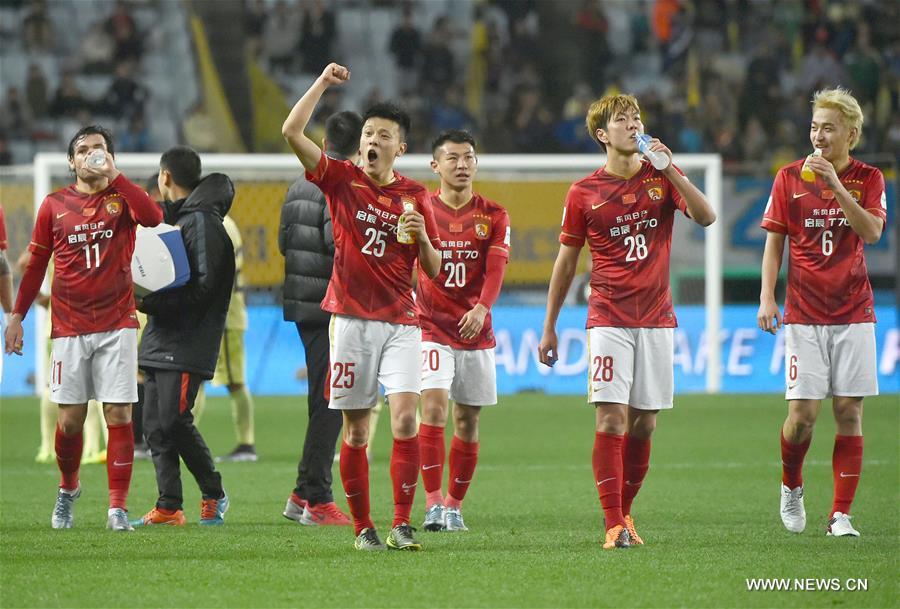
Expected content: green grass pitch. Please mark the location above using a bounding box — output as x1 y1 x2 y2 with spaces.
1 393 897 608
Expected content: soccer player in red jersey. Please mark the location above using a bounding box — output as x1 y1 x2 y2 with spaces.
538 95 716 549
283 63 441 551
0 204 12 382
758 88 886 538
417 130 510 533
4 125 163 531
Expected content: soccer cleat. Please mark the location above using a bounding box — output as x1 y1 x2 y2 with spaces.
215 444 257 463
35 450 55 464
51 486 81 529
130 507 186 527
82 450 107 465
443 507 468 532
601 524 631 549
780 484 806 533
387 523 423 551
299 502 352 526
107 508 134 532
354 528 386 551
624 515 644 545
282 495 308 523
826 512 860 537
199 493 229 525
423 504 445 532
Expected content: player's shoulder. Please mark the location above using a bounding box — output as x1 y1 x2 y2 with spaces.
846 157 884 182
776 158 806 179
395 173 430 196
472 191 507 215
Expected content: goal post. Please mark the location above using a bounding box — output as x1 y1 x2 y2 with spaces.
32 152 723 394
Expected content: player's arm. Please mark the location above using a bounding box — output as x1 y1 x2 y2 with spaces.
664 168 716 227
403 204 440 278
114 174 163 227
5 203 54 355
757 231 785 334
0 250 12 314
806 155 883 244
539 244 581 366
458 253 507 341
282 63 350 172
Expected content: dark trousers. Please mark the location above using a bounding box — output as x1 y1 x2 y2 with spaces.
294 322 343 505
143 368 223 511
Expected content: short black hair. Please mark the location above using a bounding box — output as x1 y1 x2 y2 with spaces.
431 129 477 156
159 146 201 190
324 111 363 158
67 124 115 160
363 102 411 139
146 173 159 193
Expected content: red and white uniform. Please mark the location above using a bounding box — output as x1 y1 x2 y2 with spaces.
307 155 440 325
417 191 510 349
561 161 688 328
761 157 886 325
0 204 8 251
17 174 162 337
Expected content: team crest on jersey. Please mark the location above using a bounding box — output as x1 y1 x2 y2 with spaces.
848 189 862 203
104 197 123 215
646 187 663 201
473 214 491 239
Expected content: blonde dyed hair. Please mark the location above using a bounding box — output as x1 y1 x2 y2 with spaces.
585 94 640 148
812 87 864 149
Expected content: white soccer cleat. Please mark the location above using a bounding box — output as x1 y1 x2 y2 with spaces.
423 504 444 532
780 484 806 533
443 507 468 532
51 486 81 529
826 512 860 537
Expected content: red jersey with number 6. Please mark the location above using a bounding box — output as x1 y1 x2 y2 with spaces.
307 155 440 325
560 161 689 328
760 157 886 325
28 174 163 337
417 191 510 349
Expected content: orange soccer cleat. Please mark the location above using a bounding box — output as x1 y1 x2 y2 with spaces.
602 524 631 550
131 507 186 527
624 515 644 545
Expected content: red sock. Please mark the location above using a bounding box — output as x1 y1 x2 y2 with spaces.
593 432 625 530
621 434 651 516
390 436 419 528
445 435 479 509
418 423 445 505
781 432 811 489
55 424 83 491
339 441 373 535
106 422 134 509
831 434 863 515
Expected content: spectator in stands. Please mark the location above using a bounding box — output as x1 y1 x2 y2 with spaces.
389 5 422 87
50 73 91 119
119 113 150 153
262 0 302 73
299 0 335 74
25 64 49 120
101 60 147 120
0 136 12 166
843 23 882 109
244 0 267 47
23 0 54 51
509 86 555 153
420 16 456 101
575 0 609 87
80 22 116 74
1 88 32 139
105 1 142 63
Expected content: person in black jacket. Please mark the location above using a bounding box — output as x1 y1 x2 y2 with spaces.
280 110 361 526
132 146 235 527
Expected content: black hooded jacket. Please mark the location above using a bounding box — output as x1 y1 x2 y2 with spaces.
138 173 236 378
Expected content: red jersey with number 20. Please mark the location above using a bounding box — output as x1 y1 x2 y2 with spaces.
760 157 886 325
417 191 510 349
28 174 162 337
307 155 440 325
560 161 689 328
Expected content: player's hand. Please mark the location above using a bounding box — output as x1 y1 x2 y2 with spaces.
458 303 488 341
402 210 428 240
647 137 674 165
757 298 782 334
83 151 120 182
805 154 839 189
538 328 558 367
318 63 350 87
4 314 24 355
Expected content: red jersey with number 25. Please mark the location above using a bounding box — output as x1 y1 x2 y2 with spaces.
761 157 886 325
307 155 440 325
29 175 162 337
417 191 510 349
560 161 689 328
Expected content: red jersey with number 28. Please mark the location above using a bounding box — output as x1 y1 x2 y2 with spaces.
417 191 510 349
307 155 440 325
28 174 162 337
761 157 886 325
560 161 689 328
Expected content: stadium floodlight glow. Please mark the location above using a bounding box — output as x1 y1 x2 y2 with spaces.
33 152 723 393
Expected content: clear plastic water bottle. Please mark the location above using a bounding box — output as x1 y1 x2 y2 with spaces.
636 134 670 170
87 149 106 168
800 148 822 182
397 201 416 244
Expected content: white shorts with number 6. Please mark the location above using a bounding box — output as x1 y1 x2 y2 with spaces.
328 315 421 410
50 328 138 405
421 342 497 406
587 327 673 410
784 323 878 400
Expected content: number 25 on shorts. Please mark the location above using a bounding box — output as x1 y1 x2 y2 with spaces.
331 362 356 389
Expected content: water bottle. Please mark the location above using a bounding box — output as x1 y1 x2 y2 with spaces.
636 134 670 170
397 201 416 244
800 148 822 182
87 149 106 169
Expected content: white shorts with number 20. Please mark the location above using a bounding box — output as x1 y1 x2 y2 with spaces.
587 327 674 410
784 323 878 400
328 314 421 410
421 341 497 406
50 328 138 404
